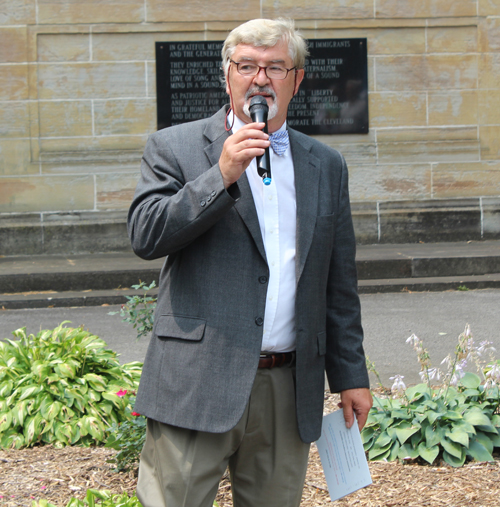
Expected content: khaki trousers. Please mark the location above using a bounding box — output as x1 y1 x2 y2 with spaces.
136 364 310 507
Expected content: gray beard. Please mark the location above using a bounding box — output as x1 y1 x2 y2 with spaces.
243 100 278 120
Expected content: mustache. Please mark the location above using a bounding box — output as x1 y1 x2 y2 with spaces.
245 87 276 101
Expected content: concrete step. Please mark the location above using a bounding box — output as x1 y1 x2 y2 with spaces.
1 240 499 309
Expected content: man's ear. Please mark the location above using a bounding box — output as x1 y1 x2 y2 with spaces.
293 69 305 96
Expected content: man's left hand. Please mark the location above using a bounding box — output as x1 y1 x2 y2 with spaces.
338 388 373 431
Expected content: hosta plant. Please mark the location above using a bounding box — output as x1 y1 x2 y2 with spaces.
362 325 500 467
0 322 142 449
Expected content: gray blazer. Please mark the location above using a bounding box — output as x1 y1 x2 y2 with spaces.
128 106 369 443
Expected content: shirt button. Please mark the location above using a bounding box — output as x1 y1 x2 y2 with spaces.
259 276 268 284
255 317 264 326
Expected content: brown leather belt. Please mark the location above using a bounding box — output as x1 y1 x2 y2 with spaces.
258 352 295 369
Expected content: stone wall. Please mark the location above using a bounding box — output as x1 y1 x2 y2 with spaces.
1 1 499 254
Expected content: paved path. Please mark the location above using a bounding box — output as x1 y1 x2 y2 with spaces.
1 289 499 387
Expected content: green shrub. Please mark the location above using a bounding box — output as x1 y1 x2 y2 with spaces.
0 322 142 449
31 489 142 507
109 282 157 341
105 395 146 472
362 325 500 467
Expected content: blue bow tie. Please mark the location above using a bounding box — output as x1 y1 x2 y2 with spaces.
269 130 289 156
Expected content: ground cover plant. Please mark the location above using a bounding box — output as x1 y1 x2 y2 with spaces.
362 324 500 467
0 323 142 449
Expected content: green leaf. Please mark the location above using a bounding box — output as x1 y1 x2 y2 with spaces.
84 373 108 392
443 449 466 467
425 424 444 448
11 400 28 427
427 411 446 425
459 372 481 389
388 440 400 462
395 424 421 445
398 443 419 460
24 413 43 446
0 410 13 432
1 429 25 450
441 437 463 459
18 384 42 401
464 408 493 428
0 380 14 397
467 438 494 462
42 400 62 422
446 429 469 448
374 431 392 448
418 442 439 465
475 431 494 454
369 445 391 461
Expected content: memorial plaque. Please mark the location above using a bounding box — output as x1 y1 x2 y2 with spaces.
156 38 368 135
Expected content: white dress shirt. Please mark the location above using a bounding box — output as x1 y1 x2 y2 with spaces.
231 113 297 352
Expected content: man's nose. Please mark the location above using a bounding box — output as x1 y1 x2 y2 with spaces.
253 67 271 86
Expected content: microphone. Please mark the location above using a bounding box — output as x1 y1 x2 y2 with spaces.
249 96 271 185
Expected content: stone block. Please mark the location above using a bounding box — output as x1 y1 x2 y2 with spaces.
351 202 379 244
314 133 377 165
479 0 500 16
37 62 146 100
147 0 259 22
479 17 500 53
38 101 93 137
0 0 35 24
376 0 477 18
377 127 478 143
427 26 478 54
428 91 478 126
378 140 480 164
0 176 95 213
376 55 478 91
0 65 28 101
92 32 202 62
93 98 156 136
433 162 500 198
369 92 426 127
479 53 500 89
479 90 500 125
482 197 500 240
96 173 140 211
0 139 36 176
37 34 90 62
349 164 431 201
480 126 500 160
0 214 43 256
262 0 374 19
0 27 27 64
147 61 156 99
0 101 30 138
41 159 140 175
39 136 147 158
378 199 482 243
38 0 144 24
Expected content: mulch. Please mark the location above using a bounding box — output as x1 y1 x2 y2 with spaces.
2 392 500 506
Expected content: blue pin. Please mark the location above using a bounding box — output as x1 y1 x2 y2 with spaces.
263 177 272 186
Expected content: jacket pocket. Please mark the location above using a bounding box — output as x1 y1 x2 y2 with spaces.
317 331 326 356
154 314 206 341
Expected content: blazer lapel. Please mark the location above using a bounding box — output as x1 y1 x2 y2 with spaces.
289 128 321 284
203 108 267 263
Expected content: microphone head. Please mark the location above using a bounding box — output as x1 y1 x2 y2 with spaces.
249 95 269 114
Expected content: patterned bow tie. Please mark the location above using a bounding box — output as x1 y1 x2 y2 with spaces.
269 130 289 156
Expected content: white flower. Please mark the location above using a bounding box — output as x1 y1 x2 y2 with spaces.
390 374 406 393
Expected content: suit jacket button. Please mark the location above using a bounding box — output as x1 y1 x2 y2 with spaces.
211 190 216 197
200 200 206 207
259 276 267 284
255 317 264 326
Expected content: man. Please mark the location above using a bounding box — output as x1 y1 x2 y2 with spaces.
128 18 372 507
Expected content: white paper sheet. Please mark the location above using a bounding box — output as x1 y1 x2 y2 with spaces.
315 410 372 502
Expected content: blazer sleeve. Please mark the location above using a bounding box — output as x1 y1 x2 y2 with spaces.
325 154 370 393
128 129 240 260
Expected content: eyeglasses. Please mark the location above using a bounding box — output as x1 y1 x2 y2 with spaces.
230 60 296 80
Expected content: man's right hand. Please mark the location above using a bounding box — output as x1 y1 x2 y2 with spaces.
219 122 270 188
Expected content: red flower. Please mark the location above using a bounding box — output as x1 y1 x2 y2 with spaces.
131 411 141 417
116 389 128 397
